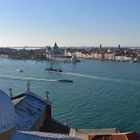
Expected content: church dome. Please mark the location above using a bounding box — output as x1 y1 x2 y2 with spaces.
0 90 15 133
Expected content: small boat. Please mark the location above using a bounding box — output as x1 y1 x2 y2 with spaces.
44 66 63 72
58 79 73 83
17 69 23 72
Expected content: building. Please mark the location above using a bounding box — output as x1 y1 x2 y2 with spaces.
88 132 140 140
46 43 80 63
14 91 51 131
104 53 115 60
0 89 80 140
53 42 63 55
46 43 63 59
12 82 70 134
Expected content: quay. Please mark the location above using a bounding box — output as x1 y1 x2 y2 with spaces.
1 43 140 63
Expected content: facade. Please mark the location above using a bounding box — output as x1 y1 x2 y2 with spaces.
46 43 79 63
104 53 115 60
115 55 132 62
46 42 64 59
64 46 140 62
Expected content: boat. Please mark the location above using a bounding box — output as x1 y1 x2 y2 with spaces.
17 69 23 72
44 66 63 72
58 79 73 83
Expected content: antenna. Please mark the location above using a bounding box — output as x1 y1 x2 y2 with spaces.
26 80 30 93
64 119 69 126
45 91 49 100
9 88 13 98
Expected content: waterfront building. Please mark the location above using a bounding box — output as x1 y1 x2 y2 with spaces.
46 43 79 63
46 42 63 58
53 42 63 55
0 54 9 58
108 53 115 60
64 46 140 62
104 53 109 60
75 51 83 58
64 49 73 57
45 46 52 59
93 52 99 59
93 52 105 60
136 53 140 60
46 43 64 61
115 55 132 62
104 53 115 60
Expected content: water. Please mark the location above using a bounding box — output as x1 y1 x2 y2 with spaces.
0 58 140 132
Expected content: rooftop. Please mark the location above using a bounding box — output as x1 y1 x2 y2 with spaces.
88 132 140 140
0 90 16 133
15 92 48 131
11 131 81 140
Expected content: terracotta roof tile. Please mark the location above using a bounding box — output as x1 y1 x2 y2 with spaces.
88 132 140 140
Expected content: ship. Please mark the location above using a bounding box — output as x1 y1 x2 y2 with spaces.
58 79 73 83
44 66 63 72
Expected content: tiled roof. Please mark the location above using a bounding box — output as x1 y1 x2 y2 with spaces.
15 92 47 131
0 90 15 133
88 132 140 140
11 131 81 140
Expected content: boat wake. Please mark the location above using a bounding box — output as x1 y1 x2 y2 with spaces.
0 72 139 85
62 72 139 85
0 75 57 82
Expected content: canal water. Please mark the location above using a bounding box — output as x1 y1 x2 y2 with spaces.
0 58 140 132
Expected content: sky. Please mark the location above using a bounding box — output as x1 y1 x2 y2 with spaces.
0 0 140 47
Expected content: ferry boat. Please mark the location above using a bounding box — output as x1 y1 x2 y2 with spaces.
58 79 73 83
44 66 63 72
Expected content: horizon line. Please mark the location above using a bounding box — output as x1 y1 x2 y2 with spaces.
0 45 140 48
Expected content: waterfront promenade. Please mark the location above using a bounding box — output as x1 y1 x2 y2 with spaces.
1 45 140 63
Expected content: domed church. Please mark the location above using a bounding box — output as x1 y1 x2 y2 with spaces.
0 90 16 140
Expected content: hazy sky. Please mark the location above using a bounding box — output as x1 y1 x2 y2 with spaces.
0 0 140 47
